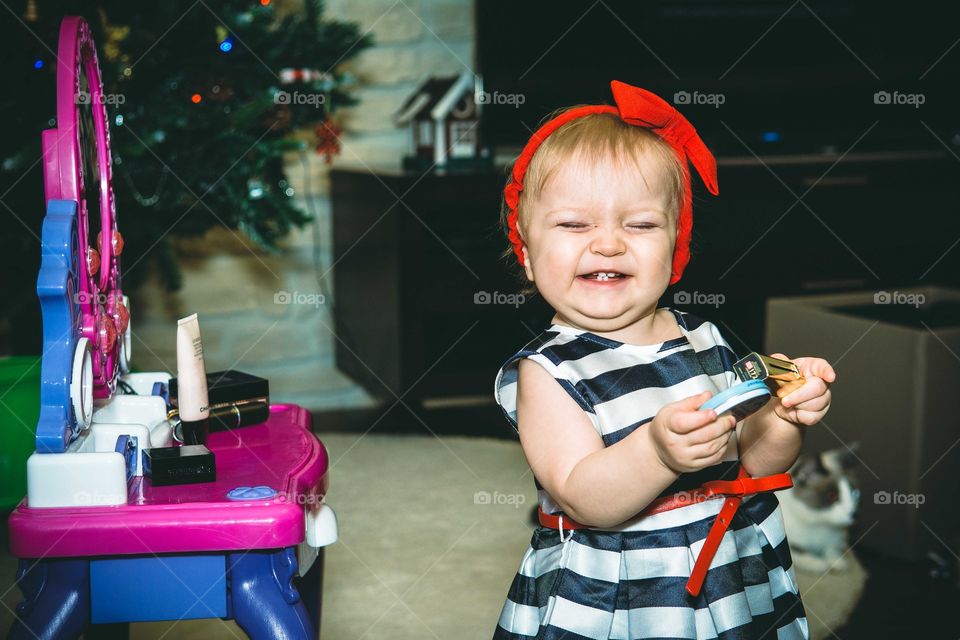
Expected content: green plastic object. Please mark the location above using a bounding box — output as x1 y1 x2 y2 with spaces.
0 356 41 510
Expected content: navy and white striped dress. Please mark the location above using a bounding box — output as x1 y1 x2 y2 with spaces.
492 307 808 640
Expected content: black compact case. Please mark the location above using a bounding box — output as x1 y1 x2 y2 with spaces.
142 444 216 486
169 369 269 405
169 370 270 431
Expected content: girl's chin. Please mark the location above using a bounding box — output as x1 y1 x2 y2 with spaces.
562 305 639 326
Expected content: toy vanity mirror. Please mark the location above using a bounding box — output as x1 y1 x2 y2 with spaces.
38 16 129 452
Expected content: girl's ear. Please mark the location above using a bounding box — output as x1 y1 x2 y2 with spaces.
522 245 534 282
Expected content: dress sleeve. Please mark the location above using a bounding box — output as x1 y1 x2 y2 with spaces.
493 349 597 438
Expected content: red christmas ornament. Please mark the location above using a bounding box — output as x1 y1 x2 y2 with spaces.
314 118 342 164
279 68 329 84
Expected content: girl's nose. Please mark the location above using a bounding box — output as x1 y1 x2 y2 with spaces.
590 227 626 257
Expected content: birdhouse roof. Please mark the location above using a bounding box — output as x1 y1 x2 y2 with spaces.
394 71 475 125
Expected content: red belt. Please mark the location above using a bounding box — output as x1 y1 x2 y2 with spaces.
537 464 793 597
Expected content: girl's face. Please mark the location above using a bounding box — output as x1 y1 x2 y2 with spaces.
521 151 676 334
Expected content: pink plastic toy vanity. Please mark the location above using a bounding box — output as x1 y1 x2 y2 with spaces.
6 17 338 639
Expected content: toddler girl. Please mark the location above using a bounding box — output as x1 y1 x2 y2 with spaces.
492 80 835 640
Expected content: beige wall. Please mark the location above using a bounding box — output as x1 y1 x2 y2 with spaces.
129 0 476 410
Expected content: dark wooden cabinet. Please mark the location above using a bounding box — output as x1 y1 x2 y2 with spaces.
331 167 552 407
332 151 960 406
678 150 960 354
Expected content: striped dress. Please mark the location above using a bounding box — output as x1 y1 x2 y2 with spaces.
492 307 808 640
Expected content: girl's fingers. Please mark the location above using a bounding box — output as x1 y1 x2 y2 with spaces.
773 354 837 386
781 377 828 408
806 358 837 383
787 408 824 426
689 436 731 461
669 406 718 434
791 356 837 384
775 378 806 398
789 393 831 414
688 416 737 445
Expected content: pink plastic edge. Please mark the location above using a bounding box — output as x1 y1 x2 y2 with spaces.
8 405 330 558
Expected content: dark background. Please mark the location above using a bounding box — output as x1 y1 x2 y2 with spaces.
476 0 960 154
469 0 960 354
331 1 960 415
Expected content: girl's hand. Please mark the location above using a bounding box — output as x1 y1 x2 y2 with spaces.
649 391 737 474
769 353 836 426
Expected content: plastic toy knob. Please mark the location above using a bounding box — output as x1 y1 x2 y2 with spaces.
98 311 117 352
227 486 278 500
109 293 129 334
306 503 339 547
98 229 124 256
87 246 100 276
115 300 130 334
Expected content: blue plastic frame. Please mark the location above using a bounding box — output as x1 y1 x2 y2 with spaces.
35 199 81 454
89 554 227 623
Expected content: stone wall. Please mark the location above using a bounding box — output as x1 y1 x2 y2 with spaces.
129 0 476 411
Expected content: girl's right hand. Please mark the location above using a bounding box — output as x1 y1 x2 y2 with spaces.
649 391 737 474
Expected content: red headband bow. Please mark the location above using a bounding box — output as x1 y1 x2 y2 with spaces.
503 80 719 285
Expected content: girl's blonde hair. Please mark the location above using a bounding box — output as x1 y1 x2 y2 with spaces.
499 109 687 295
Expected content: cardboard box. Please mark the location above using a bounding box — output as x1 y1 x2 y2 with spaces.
765 286 960 561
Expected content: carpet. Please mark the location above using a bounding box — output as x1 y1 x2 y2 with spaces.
1 432 864 639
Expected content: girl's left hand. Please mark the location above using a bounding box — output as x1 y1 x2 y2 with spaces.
768 354 836 426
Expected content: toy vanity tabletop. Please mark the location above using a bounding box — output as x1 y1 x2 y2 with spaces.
8 404 329 559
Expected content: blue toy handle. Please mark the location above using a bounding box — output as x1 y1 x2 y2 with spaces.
35 200 83 453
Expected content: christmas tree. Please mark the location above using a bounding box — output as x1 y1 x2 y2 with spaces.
0 0 371 354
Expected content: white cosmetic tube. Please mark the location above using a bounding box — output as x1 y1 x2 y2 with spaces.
176 313 210 445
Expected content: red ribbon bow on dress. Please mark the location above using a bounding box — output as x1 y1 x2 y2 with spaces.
503 80 720 285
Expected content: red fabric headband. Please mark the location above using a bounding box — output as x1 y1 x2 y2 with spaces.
503 80 719 285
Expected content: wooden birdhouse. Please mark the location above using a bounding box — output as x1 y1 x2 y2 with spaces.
394 71 489 171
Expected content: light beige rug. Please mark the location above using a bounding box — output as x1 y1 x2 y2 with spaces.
2 432 864 639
